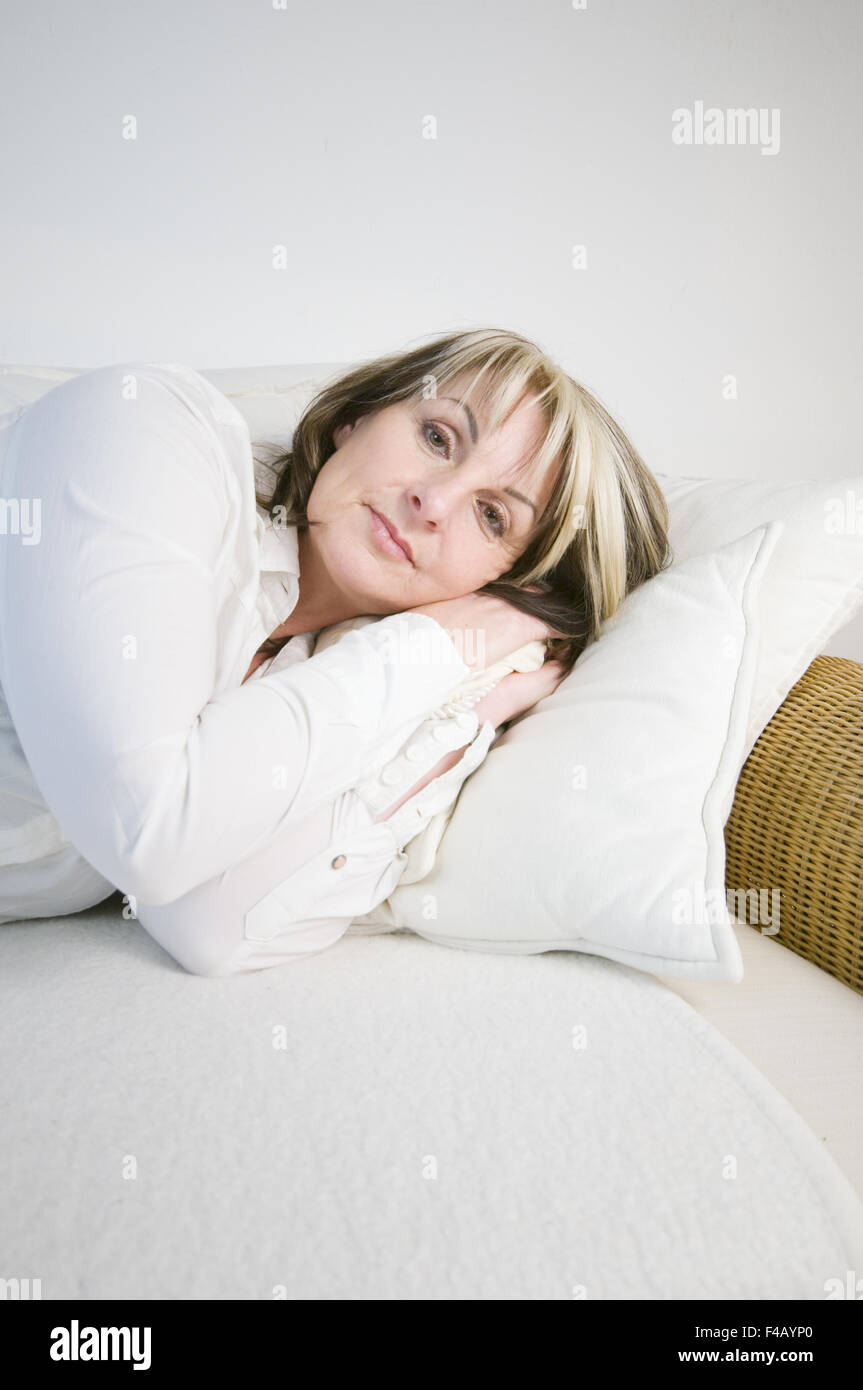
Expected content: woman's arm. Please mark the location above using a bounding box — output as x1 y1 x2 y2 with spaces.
129 665 564 977
0 364 471 907
132 714 498 976
370 658 569 822
372 744 470 823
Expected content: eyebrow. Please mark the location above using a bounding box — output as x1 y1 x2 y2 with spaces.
439 396 539 521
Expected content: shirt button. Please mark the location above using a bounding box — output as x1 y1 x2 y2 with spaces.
433 724 453 742
331 854 347 869
455 712 476 729
380 764 402 785
404 744 425 762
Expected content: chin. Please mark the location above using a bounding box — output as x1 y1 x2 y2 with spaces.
334 547 402 611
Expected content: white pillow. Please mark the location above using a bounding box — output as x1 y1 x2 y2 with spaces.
657 472 863 762
0 363 351 478
202 364 353 450
370 522 784 982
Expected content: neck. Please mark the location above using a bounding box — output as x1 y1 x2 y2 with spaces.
274 526 370 637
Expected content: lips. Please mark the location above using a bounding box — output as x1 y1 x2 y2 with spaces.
370 507 414 564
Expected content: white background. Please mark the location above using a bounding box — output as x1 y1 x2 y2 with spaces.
2 0 861 653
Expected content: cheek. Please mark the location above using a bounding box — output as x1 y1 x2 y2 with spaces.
438 533 504 589
309 460 355 514
336 456 389 506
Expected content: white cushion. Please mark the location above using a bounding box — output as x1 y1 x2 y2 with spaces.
0 363 351 470
657 471 863 762
200 364 353 450
381 523 784 982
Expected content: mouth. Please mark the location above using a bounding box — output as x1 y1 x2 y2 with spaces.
368 507 414 565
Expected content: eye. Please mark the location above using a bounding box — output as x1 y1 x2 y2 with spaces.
421 417 510 539
422 420 452 456
478 500 507 537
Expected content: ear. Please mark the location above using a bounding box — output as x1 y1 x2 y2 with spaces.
333 420 356 450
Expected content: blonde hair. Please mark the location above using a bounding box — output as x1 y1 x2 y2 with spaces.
254 327 672 673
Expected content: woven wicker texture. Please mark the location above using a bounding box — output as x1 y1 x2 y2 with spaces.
725 655 863 998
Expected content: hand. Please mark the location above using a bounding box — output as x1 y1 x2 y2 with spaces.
409 590 562 673
472 657 568 731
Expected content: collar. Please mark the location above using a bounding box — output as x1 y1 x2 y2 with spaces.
255 504 300 626
256 503 300 574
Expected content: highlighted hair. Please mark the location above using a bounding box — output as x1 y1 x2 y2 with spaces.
254 327 672 674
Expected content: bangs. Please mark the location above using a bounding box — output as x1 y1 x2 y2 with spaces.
434 351 570 506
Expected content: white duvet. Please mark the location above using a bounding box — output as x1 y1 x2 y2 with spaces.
1 898 862 1300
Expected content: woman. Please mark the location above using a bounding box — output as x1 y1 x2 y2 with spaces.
0 328 671 974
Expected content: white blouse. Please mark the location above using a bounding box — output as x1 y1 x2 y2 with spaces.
0 360 496 975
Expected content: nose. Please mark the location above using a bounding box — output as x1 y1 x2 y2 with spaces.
408 472 469 525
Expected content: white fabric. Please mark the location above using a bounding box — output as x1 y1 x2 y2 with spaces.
369 523 784 981
0 361 496 975
660 920 863 1205
0 362 354 447
313 613 548 718
1 907 862 1299
656 470 863 762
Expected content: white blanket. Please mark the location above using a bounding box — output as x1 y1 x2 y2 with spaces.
2 898 862 1299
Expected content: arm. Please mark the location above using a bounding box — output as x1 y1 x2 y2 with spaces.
130 666 563 977
0 363 470 907
131 715 496 976
369 658 569 823
372 743 473 823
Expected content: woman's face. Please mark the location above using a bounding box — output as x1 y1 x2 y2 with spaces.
301 373 559 612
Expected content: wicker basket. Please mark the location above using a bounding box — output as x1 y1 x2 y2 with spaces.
725 655 863 998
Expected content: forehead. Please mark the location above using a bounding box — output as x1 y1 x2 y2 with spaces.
426 371 554 494
433 369 538 427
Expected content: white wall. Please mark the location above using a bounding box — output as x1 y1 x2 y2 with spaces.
2 0 861 655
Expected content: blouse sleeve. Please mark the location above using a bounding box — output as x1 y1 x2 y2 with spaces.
350 708 497 840
131 715 498 977
0 362 471 907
